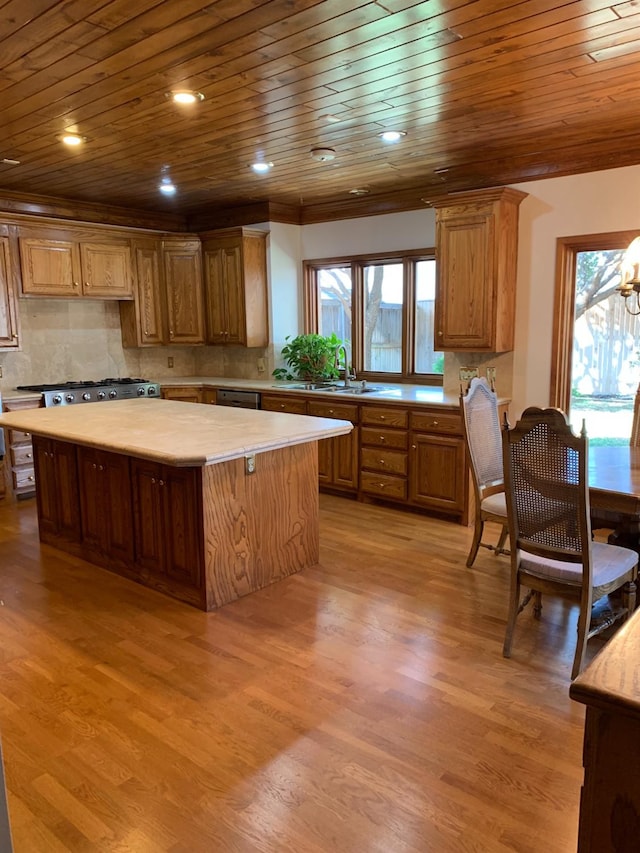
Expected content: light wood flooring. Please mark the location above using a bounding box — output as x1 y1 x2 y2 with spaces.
0 493 596 852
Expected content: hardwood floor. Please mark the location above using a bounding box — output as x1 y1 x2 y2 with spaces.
0 493 592 852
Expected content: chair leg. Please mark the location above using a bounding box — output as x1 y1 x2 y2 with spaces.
495 525 509 556
622 579 637 618
533 591 542 619
572 598 592 680
503 575 521 659
466 517 485 568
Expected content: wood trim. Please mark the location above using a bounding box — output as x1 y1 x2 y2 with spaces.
0 189 186 232
550 230 638 411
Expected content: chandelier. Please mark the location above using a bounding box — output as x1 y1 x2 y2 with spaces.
617 236 640 315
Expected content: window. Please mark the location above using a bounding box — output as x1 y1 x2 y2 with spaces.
304 249 442 382
551 231 640 443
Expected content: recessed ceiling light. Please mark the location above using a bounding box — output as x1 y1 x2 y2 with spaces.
251 161 273 174
379 130 407 143
168 90 205 104
60 133 86 146
159 177 177 195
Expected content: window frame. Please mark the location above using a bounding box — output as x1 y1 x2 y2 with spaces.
303 247 441 385
550 230 637 412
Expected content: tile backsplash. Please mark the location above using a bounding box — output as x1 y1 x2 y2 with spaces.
0 299 274 390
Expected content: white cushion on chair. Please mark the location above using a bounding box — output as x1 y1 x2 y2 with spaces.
481 491 507 518
521 541 637 585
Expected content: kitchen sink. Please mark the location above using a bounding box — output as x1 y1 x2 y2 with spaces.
272 383 389 394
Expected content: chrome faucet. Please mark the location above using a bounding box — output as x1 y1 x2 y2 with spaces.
335 344 355 388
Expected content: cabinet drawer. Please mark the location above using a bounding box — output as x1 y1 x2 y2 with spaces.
7 428 32 445
411 410 462 435
308 400 358 422
360 471 407 500
361 406 408 428
261 395 308 415
360 426 408 450
361 447 407 476
14 467 36 490
11 445 34 466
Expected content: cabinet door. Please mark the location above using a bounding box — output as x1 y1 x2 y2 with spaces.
308 400 358 491
80 241 133 298
204 246 236 344
435 213 494 350
19 237 82 296
409 433 465 513
163 241 205 344
132 459 166 572
78 447 133 563
202 229 268 347
0 237 20 348
33 437 80 540
162 467 202 587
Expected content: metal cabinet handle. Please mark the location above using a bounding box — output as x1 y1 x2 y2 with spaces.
27 476 34 481
437 331 443 337
158 479 165 486
379 436 385 442
84 281 91 288
26 453 32 459
73 282 79 288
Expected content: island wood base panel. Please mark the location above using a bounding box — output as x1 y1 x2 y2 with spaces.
34 437 319 611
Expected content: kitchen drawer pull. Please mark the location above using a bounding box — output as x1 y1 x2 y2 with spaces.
26 453 32 459
379 459 386 465
27 476 34 481
85 281 91 288
431 420 439 427
158 479 165 486
99 465 104 471
151 477 156 484
92 463 97 469
73 281 79 288
379 436 386 442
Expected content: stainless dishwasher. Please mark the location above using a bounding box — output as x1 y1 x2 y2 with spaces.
215 389 261 409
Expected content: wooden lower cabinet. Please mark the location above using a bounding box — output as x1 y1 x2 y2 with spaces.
3 397 40 498
131 459 203 599
308 400 359 492
77 447 134 567
409 432 466 515
32 437 81 541
161 386 203 404
263 392 470 519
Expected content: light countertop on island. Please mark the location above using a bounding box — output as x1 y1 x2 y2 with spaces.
0 398 353 467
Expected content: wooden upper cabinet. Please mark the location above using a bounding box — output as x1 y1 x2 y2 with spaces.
79 241 133 298
0 235 21 349
18 228 133 299
163 238 205 345
120 237 205 347
120 239 166 346
202 227 268 347
433 187 527 352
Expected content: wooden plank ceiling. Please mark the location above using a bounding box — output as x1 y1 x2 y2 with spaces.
1 0 640 225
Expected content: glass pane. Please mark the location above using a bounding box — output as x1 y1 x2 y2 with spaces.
318 267 351 343
570 248 638 443
414 259 442 373
364 263 403 372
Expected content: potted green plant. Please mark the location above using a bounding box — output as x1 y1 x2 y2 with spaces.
273 333 344 383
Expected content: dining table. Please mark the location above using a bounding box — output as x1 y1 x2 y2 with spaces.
588 444 640 518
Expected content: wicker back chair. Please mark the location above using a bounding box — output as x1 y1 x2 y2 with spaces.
502 407 637 680
460 377 509 567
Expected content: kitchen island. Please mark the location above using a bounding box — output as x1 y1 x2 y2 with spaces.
0 399 352 610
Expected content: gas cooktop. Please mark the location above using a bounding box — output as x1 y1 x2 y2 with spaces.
16 378 160 406
17 378 150 392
